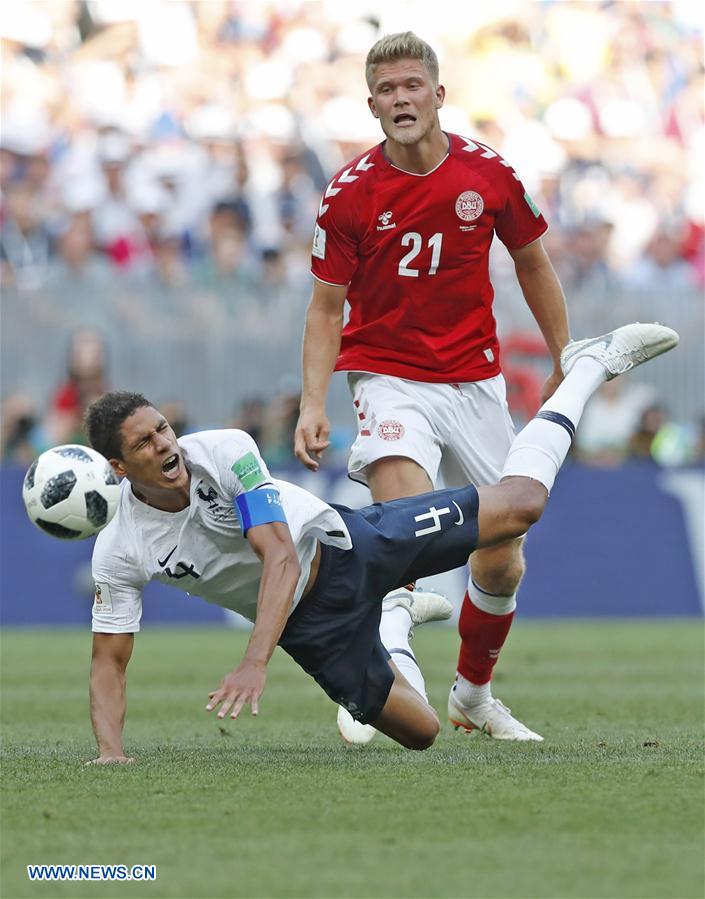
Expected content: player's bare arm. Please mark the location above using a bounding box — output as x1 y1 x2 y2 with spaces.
88 631 135 765
294 279 348 470
509 238 571 402
206 521 301 720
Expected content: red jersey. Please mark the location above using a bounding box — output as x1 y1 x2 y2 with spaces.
310 132 548 382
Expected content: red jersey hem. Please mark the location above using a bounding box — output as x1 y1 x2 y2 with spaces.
334 359 502 383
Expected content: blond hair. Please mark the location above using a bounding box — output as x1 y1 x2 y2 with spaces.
365 32 439 90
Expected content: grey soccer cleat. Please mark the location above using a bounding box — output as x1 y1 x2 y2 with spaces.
560 322 679 381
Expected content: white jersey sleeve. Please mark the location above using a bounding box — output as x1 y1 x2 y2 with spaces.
91 509 144 633
210 429 276 498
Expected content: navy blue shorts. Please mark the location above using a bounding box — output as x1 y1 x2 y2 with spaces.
278 485 479 723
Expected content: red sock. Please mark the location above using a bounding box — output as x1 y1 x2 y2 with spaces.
457 592 515 685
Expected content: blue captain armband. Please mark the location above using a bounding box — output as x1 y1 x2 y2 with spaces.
234 488 287 535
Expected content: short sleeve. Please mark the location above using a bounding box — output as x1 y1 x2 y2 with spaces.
493 164 548 251
310 179 360 286
91 579 142 633
211 430 275 498
91 527 144 633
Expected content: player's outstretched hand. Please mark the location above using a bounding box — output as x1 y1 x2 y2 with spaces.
206 660 266 720
294 409 330 471
85 756 135 766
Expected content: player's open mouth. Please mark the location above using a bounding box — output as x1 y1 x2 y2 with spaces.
393 114 416 126
161 453 181 480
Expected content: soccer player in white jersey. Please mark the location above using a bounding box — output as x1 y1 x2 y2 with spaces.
85 323 676 763
295 31 571 743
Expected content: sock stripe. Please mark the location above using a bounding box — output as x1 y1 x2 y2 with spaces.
536 410 576 439
388 648 419 667
470 577 503 598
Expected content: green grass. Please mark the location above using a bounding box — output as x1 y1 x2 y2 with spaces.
1 622 703 899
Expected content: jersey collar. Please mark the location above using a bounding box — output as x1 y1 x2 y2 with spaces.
377 131 452 177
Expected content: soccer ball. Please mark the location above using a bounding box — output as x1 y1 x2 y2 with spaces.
22 445 120 540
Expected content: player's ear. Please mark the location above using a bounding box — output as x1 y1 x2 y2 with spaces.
367 97 379 119
109 458 126 479
435 84 446 109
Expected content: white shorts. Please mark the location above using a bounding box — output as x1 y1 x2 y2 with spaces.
347 372 516 489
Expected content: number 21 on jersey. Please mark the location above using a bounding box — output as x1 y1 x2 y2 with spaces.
398 232 443 277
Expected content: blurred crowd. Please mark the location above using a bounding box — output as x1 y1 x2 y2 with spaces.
1 325 316 467
0 328 705 469
1 1 703 467
3 322 703 470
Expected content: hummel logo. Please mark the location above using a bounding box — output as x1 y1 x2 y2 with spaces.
377 210 396 231
158 545 177 567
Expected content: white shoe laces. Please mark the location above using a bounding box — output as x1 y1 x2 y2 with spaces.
489 697 512 716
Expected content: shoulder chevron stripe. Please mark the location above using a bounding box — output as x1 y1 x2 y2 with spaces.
459 136 521 180
317 154 375 218
338 167 358 183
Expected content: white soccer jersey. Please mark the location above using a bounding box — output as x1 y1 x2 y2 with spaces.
91 429 352 633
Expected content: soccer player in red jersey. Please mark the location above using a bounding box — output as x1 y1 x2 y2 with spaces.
294 32 571 742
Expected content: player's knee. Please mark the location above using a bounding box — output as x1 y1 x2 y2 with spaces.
402 709 440 751
514 482 547 531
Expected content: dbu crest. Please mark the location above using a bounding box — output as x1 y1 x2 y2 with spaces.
455 191 484 222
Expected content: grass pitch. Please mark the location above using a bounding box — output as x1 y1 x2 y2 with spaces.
1 621 703 899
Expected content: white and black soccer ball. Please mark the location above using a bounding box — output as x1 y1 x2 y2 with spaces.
22 445 120 540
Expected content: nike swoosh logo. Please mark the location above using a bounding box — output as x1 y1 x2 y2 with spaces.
452 501 464 526
158 545 177 567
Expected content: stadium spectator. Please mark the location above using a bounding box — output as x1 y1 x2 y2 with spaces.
575 379 657 467
625 226 699 292
0 181 51 290
260 387 301 468
0 392 40 464
192 201 256 293
45 329 110 447
627 404 669 462
560 219 618 295
232 398 267 448
47 211 112 286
